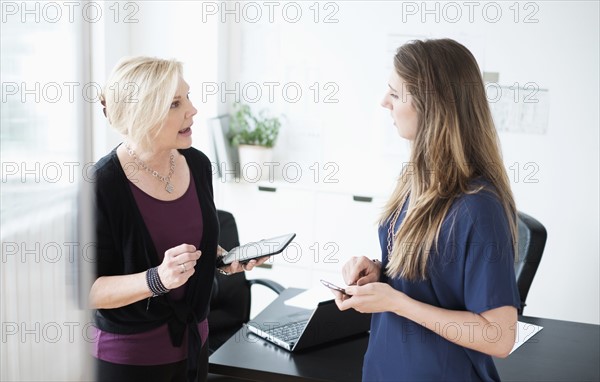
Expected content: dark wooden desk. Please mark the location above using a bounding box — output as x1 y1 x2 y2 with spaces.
209 289 600 381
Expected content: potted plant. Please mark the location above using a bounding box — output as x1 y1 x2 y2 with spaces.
228 103 282 181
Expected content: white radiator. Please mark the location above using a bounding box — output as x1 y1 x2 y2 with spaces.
1 187 92 381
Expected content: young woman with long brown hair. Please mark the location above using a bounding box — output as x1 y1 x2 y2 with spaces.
333 39 520 381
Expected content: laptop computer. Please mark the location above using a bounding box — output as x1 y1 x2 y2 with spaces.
244 288 371 352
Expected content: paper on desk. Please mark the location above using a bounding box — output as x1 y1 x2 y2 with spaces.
510 321 543 354
284 287 337 309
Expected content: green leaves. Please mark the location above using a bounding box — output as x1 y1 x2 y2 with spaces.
228 103 281 148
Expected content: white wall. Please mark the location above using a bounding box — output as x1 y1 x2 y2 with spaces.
130 1 221 157
107 1 599 324
92 1 222 160
90 3 130 160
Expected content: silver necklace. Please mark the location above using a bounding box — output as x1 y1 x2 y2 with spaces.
125 143 176 193
387 192 409 258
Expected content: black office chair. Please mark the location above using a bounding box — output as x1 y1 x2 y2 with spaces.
208 210 284 354
514 211 547 315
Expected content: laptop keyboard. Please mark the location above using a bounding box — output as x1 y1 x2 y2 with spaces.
267 320 308 342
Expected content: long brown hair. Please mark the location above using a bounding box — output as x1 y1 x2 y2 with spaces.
382 39 517 281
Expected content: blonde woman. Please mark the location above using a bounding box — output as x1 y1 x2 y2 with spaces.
333 39 520 381
90 57 267 381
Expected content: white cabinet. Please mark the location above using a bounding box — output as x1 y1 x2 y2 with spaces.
215 179 388 291
313 192 386 273
216 181 318 289
217 183 314 243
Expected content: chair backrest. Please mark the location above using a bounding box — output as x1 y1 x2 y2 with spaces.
514 211 547 314
208 211 252 340
208 210 285 355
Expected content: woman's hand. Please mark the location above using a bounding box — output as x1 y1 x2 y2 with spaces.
216 245 270 275
342 256 382 286
157 243 201 290
333 282 406 314
90 243 201 309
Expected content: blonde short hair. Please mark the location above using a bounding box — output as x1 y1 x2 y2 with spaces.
101 56 183 151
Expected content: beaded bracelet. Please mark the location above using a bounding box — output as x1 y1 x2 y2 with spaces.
146 266 170 297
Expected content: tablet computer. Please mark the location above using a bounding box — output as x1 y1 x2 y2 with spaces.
216 233 296 268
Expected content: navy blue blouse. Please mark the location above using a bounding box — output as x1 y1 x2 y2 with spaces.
363 183 521 381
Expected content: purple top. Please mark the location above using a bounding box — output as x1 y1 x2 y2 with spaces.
93 176 209 365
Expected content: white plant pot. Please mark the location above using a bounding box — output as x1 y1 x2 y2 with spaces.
238 145 274 182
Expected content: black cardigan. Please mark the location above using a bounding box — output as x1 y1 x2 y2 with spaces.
92 145 218 380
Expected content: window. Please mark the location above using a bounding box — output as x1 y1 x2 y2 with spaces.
1 4 92 380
